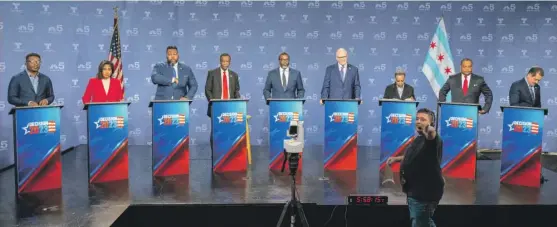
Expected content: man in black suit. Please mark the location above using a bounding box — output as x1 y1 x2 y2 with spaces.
8 53 55 107
383 69 415 101
205 53 241 151
509 66 543 108
439 58 493 114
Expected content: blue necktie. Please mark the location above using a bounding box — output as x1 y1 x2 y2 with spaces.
340 65 345 82
529 86 535 102
172 66 177 88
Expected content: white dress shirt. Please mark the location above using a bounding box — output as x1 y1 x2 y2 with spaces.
220 68 230 99
461 74 471 88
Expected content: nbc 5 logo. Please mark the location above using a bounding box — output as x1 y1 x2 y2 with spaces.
127 94 140 103
47 24 63 34
52 98 64 106
129 128 141 137
0 101 5 111
0 141 7 151
127 27 139 36
306 31 318 39
78 62 92 71
149 28 162 36
0 21 3 30
128 62 140 70
330 31 342 40
0 62 5 72
76 25 90 35
18 23 34 33
60 135 67 143
50 62 65 72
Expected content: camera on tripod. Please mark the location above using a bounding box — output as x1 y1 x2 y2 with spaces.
281 121 304 175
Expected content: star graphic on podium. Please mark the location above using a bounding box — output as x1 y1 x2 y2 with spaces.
445 119 451 127
217 115 223 123
22 125 30 135
508 123 514 131
274 114 280 122
158 116 165 125
94 120 102 129
329 114 335 122
386 116 392 123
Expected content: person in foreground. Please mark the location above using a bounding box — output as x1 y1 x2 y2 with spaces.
82 60 124 104
387 108 444 227
151 46 198 100
8 53 55 107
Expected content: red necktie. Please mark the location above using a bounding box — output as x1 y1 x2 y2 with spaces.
462 76 468 96
222 71 229 99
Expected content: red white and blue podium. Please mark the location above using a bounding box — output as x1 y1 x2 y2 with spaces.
149 100 191 178
378 99 418 172
500 106 548 188
438 102 480 180
267 99 304 173
10 105 63 198
323 99 360 171
211 99 249 173
84 101 130 184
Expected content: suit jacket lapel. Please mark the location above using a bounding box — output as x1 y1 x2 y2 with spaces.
286 69 295 90
455 74 463 97
36 74 45 95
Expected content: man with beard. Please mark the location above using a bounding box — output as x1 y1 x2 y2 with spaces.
151 46 198 100
263 52 305 101
8 53 55 107
387 108 444 227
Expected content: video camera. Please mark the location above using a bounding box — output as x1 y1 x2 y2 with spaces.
281 121 304 175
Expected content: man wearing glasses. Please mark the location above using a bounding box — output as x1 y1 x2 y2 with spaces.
8 53 55 107
263 52 305 101
320 48 361 104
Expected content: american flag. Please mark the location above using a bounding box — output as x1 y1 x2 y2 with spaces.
531 122 539 134
292 112 299 121
108 9 124 91
48 121 56 133
466 118 474 128
236 113 244 122
116 116 125 128
178 114 186 124
348 112 355 123
405 114 412 124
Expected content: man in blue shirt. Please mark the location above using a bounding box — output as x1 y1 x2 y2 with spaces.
151 46 198 100
8 53 55 107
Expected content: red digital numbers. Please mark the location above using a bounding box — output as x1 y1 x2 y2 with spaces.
30 126 39 134
101 121 109 128
164 117 172 125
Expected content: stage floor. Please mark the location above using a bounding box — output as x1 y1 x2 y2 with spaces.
1 144 556 226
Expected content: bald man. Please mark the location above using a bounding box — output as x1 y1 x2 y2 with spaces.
320 48 361 104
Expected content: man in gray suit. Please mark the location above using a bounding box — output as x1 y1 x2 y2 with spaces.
263 52 305 101
8 53 55 107
439 58 493 114
204 53 241 117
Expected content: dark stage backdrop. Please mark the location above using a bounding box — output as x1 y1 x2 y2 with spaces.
1 1 556 169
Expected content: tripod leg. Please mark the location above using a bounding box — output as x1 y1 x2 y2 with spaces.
295 201 310 227
276 200 291 227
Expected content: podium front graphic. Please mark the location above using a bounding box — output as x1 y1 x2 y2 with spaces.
379 99 418 172
150 100 191 177
500 106 547 188
438 102 480 180
211 99 249 173
10 105 63 198
85 102 130 184
323 99 360 171
268 99 304 173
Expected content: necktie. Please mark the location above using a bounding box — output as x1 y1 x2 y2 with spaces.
172 66 178 88
462 76 468 96
340 65 345 82
281 69 287 90
530 86 535 102
222 71 229 99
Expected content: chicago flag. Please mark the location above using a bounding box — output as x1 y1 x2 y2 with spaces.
422 17 455 101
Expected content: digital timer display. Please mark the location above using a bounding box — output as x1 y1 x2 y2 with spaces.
347 195 388 205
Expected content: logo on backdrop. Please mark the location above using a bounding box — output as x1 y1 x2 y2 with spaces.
158 114 186 126
274 112 299 122
217 112 244 124
329 112 355 124
94 117 124 129
385 113 412 125
446 117 474 129
22 121 56 135
508 121 539 134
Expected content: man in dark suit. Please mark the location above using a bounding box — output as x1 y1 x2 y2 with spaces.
204 53 241 117
320 48 361 104
383 69 415 101
439 58 493 114
8 53 55 107
263 52 305 101
509 66 543 108
151 46 198 100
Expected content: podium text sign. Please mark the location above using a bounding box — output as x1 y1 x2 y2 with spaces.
323 99 360 170
379 99 418 172
438 102 480 180
150 100 191 177
85 102 130 184
500 106 547 188
10 105 63 197
268 99 304 172
211 99 248 173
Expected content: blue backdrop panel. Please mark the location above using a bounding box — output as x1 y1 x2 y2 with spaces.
379 100 417 172
86 102 129 184
13 106 62 194
151 100 190 177
324 100 358 170
439 103 479 180
1 2 557 170
268 99 303 171
211 100 248 173
500 106 545 188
